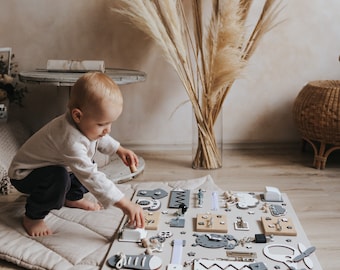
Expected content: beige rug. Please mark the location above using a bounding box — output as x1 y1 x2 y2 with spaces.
0 175 217 270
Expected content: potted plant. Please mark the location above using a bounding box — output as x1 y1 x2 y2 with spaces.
0 49 27 122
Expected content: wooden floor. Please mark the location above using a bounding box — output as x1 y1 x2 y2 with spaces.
1 145 339 269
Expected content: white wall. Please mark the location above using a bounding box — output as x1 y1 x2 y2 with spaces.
1 0 340 149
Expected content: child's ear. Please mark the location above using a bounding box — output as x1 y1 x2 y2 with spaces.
71 108 83 123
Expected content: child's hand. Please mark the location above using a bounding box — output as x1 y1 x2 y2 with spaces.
116 146 139 171
115 197 145 228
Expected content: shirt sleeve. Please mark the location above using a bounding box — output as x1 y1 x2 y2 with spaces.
97 135 120 156
64 140 124 208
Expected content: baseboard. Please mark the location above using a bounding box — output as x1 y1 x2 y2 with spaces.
125 141 302 152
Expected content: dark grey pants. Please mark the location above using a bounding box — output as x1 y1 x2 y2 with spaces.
11 166 88 219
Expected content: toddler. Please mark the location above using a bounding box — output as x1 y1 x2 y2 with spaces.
9 72 144 236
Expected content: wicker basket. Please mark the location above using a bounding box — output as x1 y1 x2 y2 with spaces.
293 80 340 169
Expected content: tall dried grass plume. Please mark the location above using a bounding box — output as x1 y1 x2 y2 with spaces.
114 0 283 169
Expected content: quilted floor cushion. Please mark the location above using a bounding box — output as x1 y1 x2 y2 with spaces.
0 175 218 270
0 185 134 270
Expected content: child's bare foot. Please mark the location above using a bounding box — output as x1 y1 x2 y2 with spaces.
23 215 52 237
65 198 101 211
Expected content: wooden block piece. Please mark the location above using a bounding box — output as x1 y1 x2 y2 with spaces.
261 216 297 236
196 214 228 233
129 163 137 173
144 211 161 230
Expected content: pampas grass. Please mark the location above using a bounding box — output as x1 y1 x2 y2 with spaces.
114 0 283 169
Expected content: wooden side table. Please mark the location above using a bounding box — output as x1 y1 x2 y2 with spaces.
19 68 146 86
19 68 146 182
293 80 340 169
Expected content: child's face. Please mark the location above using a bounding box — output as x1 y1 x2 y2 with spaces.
73 99 122 141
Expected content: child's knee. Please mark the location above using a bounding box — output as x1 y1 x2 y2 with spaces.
48 166 71 192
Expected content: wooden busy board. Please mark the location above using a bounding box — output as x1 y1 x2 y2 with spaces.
102 183 322 270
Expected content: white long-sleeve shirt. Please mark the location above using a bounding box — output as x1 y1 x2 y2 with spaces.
8 112 124 208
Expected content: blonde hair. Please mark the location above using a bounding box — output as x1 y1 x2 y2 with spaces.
68 72 123 112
